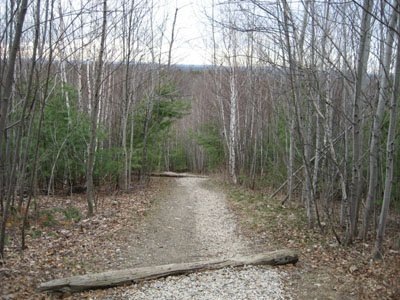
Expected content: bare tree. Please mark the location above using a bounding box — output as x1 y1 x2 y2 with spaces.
120 0 136 190
373 9 400 259
228 24 238 185
0 0 29 260
361 0 398 240
86 0 107 216
346 0 374 245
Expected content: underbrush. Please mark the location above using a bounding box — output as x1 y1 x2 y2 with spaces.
0 178 164 299
217 180 400 300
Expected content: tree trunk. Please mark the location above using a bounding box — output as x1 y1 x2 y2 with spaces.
16 0 41 209
228 22 238 185
211 1 229 162
373 11 400 259
0 0 29 260
37 250 299 293
347 0 373 245
120 0 136 190
361 2 398 240
86 0 107 217
22 0 56 251
128 95 136 185
287 118 295 203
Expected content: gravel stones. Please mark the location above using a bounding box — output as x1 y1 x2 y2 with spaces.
103 177 292 299
184 177 249 258
118 266 291 300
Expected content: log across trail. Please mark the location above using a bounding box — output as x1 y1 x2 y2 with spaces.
37 176 299 295
150 171 208 178
37 249 298 293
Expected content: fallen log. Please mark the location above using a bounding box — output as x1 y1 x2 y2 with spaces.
150 172 207 178
37 249 298 293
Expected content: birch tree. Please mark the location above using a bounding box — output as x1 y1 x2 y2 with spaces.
228 24 238 185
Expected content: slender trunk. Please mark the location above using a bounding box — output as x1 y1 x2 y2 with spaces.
167 8 178 68
149 98 161 175
121 114 129 189
228 27 238 185
86 62 92 111
15 0 41 210
287 118 295 202
22 0 55 251
17 96 37 209
373 12 400 259
347 0 374 245
141 3 156 182
47 132 73 195
324 77 349 235
0 0 29 260
86 0 107 217
312 106 322 211
58 0 70 123
141 80 154 181
303 103 315 228
211 1 229 150
23 81 57 250
281 0 300 205
128 96 135 185
341 80 349 226
121 0 135 189
362 2 397 240
339 1 350 227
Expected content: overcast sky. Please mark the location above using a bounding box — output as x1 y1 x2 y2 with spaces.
167 0 212 65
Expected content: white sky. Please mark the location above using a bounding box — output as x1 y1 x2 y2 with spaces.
168 0 305 66
167 0 213 65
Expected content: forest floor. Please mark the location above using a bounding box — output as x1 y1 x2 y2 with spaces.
220 180 400 300
0 175 399 299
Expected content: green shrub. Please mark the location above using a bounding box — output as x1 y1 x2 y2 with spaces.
39 210 58 227
30 230 42 239
63 207 83 223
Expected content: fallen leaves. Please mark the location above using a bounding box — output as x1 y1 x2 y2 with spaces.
223 182 400 300
0 178 165 299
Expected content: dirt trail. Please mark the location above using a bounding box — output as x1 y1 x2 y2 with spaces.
125 176 251 268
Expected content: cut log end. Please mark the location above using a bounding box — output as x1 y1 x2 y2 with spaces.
37 249 298 294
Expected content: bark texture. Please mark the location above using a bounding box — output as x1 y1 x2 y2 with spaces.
86 0 107 216
37 249 299 293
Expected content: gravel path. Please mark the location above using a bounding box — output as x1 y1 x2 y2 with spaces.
107 176 292 299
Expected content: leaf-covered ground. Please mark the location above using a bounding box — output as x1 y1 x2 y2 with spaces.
0 179 165 299
1 177 399 299
221 181 400 300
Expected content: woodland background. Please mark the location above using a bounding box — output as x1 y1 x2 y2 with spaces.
0 0 399 281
